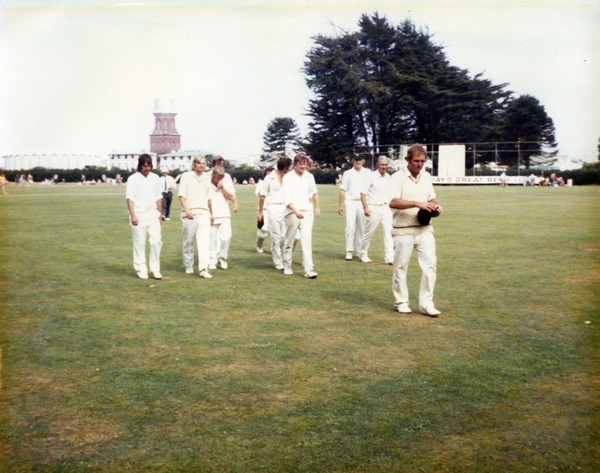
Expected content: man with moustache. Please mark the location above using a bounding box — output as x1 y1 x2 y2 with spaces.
125 154 163 280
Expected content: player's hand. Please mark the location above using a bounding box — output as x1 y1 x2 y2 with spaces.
418 202 437 212
131 216 139 226
315 208 320 217
338 206 344 216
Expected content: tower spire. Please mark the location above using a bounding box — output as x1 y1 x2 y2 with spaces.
150 99 181 156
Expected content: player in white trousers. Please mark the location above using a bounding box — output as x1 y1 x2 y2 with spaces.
338 156 371 261
208 167 235 270
210 156 238 212
125 154 163 280
178 155 213 279
359 156 394 264
282 153 320 278
258 157 295 270
255 166 274 254
389 145 443 317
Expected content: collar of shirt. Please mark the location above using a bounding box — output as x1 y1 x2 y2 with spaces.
402 166 422 183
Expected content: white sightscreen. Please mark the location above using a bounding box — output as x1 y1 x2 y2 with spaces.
438 145 465 177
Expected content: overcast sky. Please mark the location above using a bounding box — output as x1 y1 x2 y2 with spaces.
1 0 598 163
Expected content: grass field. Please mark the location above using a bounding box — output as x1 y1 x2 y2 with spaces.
0 182 598 472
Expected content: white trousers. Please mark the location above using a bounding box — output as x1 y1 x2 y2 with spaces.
345 199 365 254
360 205 394 263
130 207 162 274
209 218 232 264
181 210 211 271
266 203 285 267
284 209 314 273
392 231 437 310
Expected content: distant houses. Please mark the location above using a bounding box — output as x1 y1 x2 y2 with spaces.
0 153 103 171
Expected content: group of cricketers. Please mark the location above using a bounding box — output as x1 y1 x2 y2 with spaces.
126 145 443 316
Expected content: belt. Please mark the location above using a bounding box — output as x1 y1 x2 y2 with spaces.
183 207 209 212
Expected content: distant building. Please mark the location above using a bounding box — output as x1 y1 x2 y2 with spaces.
158 150 208 172
107 151 158 171
150 99 180 157
0 153 103 170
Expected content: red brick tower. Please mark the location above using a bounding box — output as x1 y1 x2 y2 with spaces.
150 99 181 156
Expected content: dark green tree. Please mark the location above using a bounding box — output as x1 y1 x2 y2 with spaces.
500 95 557 168
303 13 513 168
262 117 303 158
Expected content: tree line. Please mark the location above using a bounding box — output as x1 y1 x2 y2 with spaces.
263 13 558 170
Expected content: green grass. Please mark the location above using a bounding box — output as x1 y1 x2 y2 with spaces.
0 183 598 472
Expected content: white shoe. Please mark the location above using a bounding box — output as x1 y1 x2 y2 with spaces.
397 303 412 314
304 270 318 279
165 217 170 221
283 268 293 275
385 261 393 265
360 256 372 263
219 258 228 270
152 271 163 280
275 264 284 270
256 246 264 254
199 270 213 279
421 306 441 317
137 270 149 280
185 267 194 274
345 252 353 261
208 264 217 270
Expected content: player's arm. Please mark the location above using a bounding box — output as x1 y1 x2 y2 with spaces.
127 198 138 226
360 193 370 216
156 199 162 221
338 189 345 215
390 197 441 213
257 194 266 222
312 192 320 217
179 196 193 220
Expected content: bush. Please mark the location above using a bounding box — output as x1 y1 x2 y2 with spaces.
560 162 600 185
311 168 339 184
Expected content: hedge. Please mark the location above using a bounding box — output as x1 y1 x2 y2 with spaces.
4 163 598 185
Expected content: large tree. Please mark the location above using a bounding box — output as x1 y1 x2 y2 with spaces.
500 95 557 168
262 117 303 158
303 13 513 168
